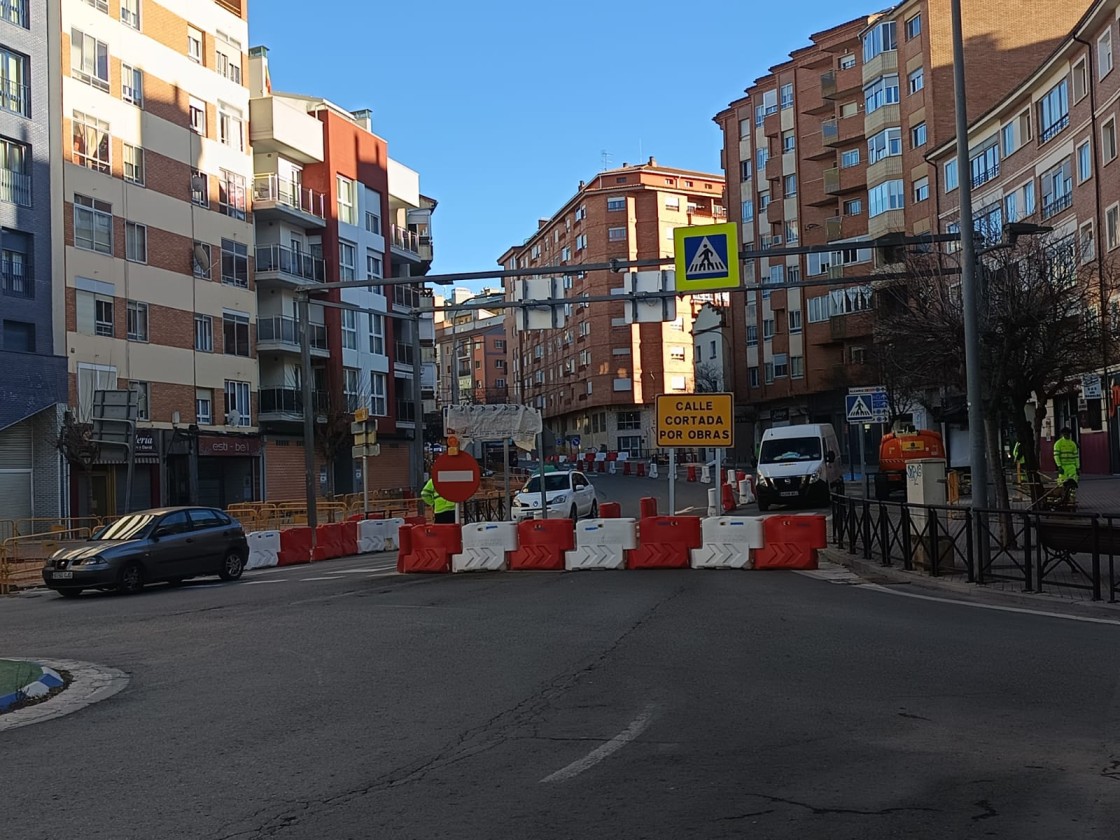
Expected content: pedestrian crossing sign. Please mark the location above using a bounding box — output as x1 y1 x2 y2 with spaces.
674 222 740 292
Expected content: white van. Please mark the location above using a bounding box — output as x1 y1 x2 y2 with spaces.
755 423 843 511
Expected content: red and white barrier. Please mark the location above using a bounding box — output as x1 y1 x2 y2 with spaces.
246 530 280 570
453 522 517 572
691 517 763 569
566 518 637 570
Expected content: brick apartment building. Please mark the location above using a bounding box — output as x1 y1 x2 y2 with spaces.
929 0 1120 474
434 288 509 408
714 0 1094 462
499 160 726 459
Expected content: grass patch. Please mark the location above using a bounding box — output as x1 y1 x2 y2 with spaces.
0 659 42 695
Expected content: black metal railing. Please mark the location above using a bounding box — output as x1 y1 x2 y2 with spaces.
257 316 327 351
971 162 1000 188
1039 114 1070 144
831 494 1120 602
258 388 328 417
1041 192 1073 220
461 495 509 523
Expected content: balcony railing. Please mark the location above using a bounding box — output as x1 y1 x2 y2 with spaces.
395 399 417 422
255 244 326 284
1040 114 1070 144
822 118 839 145
252 174 326 221
0 168 30 206
395 340 416 366
1041 192 1073 220
256 316 327 352
391 224 420 255
259 388 327 418
1 256 30 296
971 162 1000 189
392 283 422 309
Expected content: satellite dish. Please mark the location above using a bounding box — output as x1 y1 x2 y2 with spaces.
225 409 241 427
190 174 208 192
192 243 211 273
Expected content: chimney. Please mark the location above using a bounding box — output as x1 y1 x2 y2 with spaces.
351 109 373 132
578 180 585 190
538 218 549 230
648 156 656 166
248 45 269 98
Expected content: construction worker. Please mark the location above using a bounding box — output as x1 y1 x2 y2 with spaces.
1053 428 1080 503
421 477 456 523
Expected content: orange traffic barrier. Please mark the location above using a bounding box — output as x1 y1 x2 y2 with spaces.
339 521 359 557
311 523 345 562
278 527 313 566
599 502 622 518
400 524 461 573
687 465 698 483
597 461 605 473
721 483 736 513
636 462 646 477
753 515 828 570
509 519 575 570
629 516 703 569
623 461 632 476
639 497 658 519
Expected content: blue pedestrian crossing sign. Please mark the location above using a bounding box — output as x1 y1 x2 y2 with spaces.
845 387 889 425
674 222 740 292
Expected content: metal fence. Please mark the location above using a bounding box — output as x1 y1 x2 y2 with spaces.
831 495 1120 602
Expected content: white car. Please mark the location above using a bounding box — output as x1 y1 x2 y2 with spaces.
511 470 598 521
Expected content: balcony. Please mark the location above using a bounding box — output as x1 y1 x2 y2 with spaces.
391 224 433 263
821 65 863 100
256 316 329 357
395 399 417 424
824 166 865 195
971 162 1001 189
823 116 864 148
249 96 324 164
392 283 423 311
805 129 835 161
1041 192 1073 221
829 311 873 342
394 340 416 368
258 388 328 422
766 198 786 225
765 154 785 182
255 244 326 288
1 255 31 296
252 174 326 227
825 216 845 242
0 168 30 207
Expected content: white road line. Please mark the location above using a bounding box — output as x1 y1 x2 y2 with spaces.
328 568 393 574
300 576 345 582
243 579 287 585
540 705 656 783
863 583 1120 626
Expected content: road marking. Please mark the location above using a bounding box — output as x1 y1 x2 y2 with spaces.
540 705 656 783
243 579 287 585
329 568 393 574
863 584 1120 626
300 576 345 582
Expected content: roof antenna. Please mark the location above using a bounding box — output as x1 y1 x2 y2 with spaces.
600 150 613 171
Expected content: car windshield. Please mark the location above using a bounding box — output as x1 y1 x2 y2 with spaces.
93 514 158 541
523 474 571 493
759 437 822 463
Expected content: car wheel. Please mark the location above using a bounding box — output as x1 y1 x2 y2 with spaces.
590 500 599 518
118 562 144 595
58 589 83 599
218 550 245 582
570 504 579 521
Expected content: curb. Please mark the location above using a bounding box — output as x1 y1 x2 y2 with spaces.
0 659 129 732
822 546 1120 620
0 663 64 712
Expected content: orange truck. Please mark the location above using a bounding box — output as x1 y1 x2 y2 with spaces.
874 427 945 500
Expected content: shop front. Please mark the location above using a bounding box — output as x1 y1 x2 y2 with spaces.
197 435 261 508
71 431 162 518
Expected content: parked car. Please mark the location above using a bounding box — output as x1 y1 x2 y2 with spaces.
42 507 250 598
511 470 598 521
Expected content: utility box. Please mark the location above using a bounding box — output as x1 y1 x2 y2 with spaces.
906 458 947 506
906 458 954 572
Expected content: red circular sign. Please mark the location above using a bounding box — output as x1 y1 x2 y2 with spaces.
431 452 482 503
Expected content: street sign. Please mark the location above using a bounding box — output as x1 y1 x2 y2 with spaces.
845 387 889 425
1082 374 1102 399
674 223 740 293
655 393 734 448
570 435 581 448
352 444 381 459
619 270 677 323
431 451 482 503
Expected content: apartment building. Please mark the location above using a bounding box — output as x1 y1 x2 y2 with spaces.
247 47 436 499
929 0 1120 474
59 0 257 516
499 159 726 458
434 288 509 408
715 0 1095 461
0 0 67 523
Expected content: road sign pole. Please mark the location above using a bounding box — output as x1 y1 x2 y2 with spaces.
362 453 369 516
538 432 547 518
503 438 511 519
859 424 867 498
669 449 676 515
455 502 461 525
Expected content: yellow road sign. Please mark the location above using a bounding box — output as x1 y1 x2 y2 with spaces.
656 393 734 448
673 223 740 293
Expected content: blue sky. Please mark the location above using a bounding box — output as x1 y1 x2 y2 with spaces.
250 0 869 283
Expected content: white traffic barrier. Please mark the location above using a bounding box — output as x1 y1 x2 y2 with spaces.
700 464 712 483
738 478 756 505
691 516 764 569
726 468 737 485
707 488 719 517
566 518 637 570
382 518 406 551
649 462 659 479
246 530 280 569
453 521 517 572
357 517 408 553
609 460 617 474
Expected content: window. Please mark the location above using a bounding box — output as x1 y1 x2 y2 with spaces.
844 198 862 215
869 180 904 217
1080 220 1095 263
575 233 587 250
864 75 900 113
341 309 357 350
739 118 751 139
1101 28 1114 78
224 381 251 426
773 354 789 378
1 233 28 296
1073 58 1088 102
221 238 248 287
193 241 212 278
561 245 571 261
1039 79 1070 143
216 43 241 84
366 250 382 279
908 67 924 94
788 310 802 333
364 210 381 235
1108 204 1120 250
780 83 794 109
367 313 385 355
759 191 771 211
782 130 795 152
120 0 139 29
768 265 785 286
791 355 805 379
338 239 356 282
785 220 799 244
343 367 360 410
1041 159 1073 219
194 315 212 351
746 325 758 346
905 14 921 40
607 196 625 211
195 389 212 425
218 104 244 150
763 318 775 339
867 127 901 164
970 142 1000 187
741 200 754 222
72 111 109 173
617 411 642 431
121 64 142 106
187 27 202 63
337 176 355 225
1104 120 1117 163
913 176 930 203
945 159 959 192
70 29 107 92
912 122 927 148
665 196 681 211
762 88 778 116
608 227 626 241
219 169 246 220
128 381 150 420
783 173 797 196
0 136 26 206
669 345 686 361
748 366 760 388
840 53 856 70
863 21 897 62
574 205 586 222
369 372 387 416
841 148 860 168
75 290 114 337
1078 140 1093 182
222 311 250 357
2 319 32 351
2 0 28 28
124 299 149 343
123 144 144 185
73 194 112 254
189 97 206 135
740 161 752 181
764 362 774 384
125 222 146 263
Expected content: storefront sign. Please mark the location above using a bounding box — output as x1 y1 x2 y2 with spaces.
134 432 158 455
198 436 261 457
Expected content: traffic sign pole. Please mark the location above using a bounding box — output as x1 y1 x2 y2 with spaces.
669 449 676 515
859 423 867 497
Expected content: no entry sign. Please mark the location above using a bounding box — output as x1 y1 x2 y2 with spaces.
431 451 482 503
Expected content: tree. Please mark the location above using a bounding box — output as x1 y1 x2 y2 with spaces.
694 362 724 393
874 235 1120 509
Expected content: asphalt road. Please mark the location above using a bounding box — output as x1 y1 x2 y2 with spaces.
4 553 1120 839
